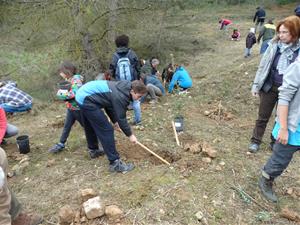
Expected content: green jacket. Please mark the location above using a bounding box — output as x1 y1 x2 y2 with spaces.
258 23 276 42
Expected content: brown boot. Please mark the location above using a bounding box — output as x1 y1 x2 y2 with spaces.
12 212 43 225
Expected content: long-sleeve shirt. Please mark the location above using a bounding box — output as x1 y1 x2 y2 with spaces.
56 74 83 110
168 67 192 93
0 82 32 108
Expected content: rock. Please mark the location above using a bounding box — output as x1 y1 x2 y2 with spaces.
202 157 212 163
74 211 81 223
204 110 210 116
280 207 300 223
286 188 294 195
202 142 217 158
83 196 105 219
80 188 97 203
215 165 222 171
59 205 75 225
219 161 225 166
190 143 201 154
46 159 55 167
195 211 204 220
80 216 87 223
105 205 123 221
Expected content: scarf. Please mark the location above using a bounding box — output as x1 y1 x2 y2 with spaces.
277 39 300 75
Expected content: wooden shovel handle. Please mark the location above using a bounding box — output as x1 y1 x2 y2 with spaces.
136 141 171 166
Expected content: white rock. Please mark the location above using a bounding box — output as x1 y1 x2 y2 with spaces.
195 211 204 220
83 196 105 219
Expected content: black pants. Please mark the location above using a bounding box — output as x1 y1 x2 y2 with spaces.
60 109 83 144
263 143 299 179
251 89 278 145
80 107 119 163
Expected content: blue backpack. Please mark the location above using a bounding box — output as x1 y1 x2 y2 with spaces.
114 50 133 81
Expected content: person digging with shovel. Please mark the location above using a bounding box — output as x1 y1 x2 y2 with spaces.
75 80 147 173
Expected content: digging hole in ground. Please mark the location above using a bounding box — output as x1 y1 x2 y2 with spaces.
116 140 181 165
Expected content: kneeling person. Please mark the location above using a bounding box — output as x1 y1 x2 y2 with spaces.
75 80 147 172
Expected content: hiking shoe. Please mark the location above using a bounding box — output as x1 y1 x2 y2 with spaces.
131 121 142 126
248 142 259 153
12 212 43 225
48 143 65 153
109 159 134 173
258 176 278 202
88 148 105 159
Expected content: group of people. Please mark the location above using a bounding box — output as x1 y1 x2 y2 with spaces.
49 34 193 173
0 34 193 225
248 8 300 202
220 5 300 203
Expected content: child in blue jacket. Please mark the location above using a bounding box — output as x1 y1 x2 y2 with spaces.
168 65 192 93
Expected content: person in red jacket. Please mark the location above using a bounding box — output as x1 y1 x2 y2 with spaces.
0 108 42 225
0 108 18 144
219 19 232 30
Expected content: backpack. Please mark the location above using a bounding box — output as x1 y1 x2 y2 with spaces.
115 50 133 81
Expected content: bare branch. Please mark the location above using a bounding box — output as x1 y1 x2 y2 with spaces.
88 5 150 29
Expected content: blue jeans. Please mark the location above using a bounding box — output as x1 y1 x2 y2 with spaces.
0 103 32 113
244 48 252 57
263 143 299 179
59 109 83 144
80 108 120 163
4 124 18 138
133 100 141 123
260 39 271 54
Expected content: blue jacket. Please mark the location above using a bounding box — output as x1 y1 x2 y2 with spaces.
145 75 165 95
168 67 192 93
75 80 132 136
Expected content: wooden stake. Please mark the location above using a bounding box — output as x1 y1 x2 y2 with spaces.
172 121 180 146
136 141 171 166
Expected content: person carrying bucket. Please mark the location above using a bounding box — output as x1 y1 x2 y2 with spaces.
48 61 104 159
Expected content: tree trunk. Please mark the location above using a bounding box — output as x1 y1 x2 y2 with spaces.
108 0 118 43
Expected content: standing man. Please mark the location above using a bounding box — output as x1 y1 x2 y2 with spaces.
257 19 276 54
253 6 266 33
109 34 142 125
258 57 300 202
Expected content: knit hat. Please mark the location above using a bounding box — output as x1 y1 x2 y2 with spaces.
250 28 255 33
295 5 300 17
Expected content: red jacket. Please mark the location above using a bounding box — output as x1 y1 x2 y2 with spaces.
0 108 7 142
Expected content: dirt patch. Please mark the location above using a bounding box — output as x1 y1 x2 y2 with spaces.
116 140 181 165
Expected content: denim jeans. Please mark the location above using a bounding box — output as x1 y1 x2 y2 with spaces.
59 109 83 144
244 48 252 57
132 100 141 123
4 124 18 138
0 103 32 113
263 143 299 179
80 108 119 163
147 84 163 100
260 39 271 54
